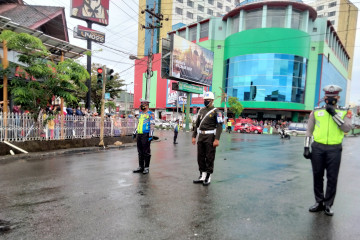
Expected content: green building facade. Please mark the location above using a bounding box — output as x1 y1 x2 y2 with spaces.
167 0 350 122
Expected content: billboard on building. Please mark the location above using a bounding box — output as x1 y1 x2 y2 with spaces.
71 0 109 26
73 25 105 43
169 35 213 86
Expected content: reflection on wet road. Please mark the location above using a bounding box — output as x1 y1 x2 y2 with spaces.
1 131 360 239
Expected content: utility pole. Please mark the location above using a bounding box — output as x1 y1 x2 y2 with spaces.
86 21 92 110
99 65 106 147
1 40 9 140
141 1 168 101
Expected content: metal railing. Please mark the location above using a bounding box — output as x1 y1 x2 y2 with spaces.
0 112 137 142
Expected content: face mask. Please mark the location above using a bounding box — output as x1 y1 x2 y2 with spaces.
140 105 146 110
204 100 211 107
325 97 337 105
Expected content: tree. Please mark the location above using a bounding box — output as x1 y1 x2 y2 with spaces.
75 63 125 113
105 101 116 113
0 30 89 119
228 96 244 118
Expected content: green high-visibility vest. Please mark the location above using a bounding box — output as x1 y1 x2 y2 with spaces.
227 122 232 127
313 108 347 145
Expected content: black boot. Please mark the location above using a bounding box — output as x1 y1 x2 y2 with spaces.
203 173 211 186
309 202 324 212
324 205 334 216
193 172 206 184
133 167 143 173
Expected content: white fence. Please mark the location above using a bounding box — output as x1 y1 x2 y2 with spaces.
0 112 137 142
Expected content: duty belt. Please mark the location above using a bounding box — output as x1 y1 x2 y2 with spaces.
198 129 216 134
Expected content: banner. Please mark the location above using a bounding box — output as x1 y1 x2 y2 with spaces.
171 35 213 86
74 25 105 43
71 0 109 26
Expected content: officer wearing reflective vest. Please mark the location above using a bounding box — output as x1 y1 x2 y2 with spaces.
133 99 155 174
192 92 223 186
304 85 352 216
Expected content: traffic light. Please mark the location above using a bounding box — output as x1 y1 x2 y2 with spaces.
106 68 114 81
97 67 103 87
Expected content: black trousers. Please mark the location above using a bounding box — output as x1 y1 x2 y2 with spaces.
227 126 231 133
197 134 216 174
174 131 178 143
137 133 151 169
311 141 342 207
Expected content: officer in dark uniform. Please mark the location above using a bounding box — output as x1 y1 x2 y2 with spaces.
133 99 155 174
304 85 352 216
192 92 223 186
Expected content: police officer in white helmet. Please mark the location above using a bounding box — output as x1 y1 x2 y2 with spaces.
304 85 352 216
192 92 223 186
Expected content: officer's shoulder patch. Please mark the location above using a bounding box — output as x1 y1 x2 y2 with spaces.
317 111 325 117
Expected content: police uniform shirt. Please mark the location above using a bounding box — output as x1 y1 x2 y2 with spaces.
306 105 352 140
192 106 223 140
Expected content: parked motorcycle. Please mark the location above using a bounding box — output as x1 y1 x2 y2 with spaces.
279 129 290 139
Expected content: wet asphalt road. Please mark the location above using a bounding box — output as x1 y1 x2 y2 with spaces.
1 131 360 240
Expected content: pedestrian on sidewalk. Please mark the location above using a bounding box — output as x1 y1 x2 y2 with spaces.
304 85 352 216
173 119 179 144
192 92 223 186
132 99 155 174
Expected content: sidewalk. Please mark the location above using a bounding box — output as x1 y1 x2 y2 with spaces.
0 142 137 164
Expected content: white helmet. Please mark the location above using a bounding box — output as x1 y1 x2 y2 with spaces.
203 91 215 100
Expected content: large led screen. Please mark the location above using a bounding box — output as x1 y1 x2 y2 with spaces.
171 35 213 86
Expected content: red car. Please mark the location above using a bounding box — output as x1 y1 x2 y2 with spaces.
234 123 263 134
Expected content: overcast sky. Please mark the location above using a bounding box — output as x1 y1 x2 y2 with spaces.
25 0 360 104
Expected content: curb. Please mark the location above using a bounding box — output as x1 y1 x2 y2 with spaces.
0 143 137 164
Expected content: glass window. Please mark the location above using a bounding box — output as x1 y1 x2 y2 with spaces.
208 0 214 5
316 5 324 11
178 30 186 38
329 2 336 7
197 16 204 21
225 53 307 103
330 20 335 25
217 12 222 17
267 8 286 28
200 21 209 38
217 2 223 9
226 6 231 12
187 0 194 7
198 4 204 12
176 0 183 3
227 0 231 2
189 27 197 41
231 14 239 34
245 9 262 30
187 11 194 19
208 9 213 16
291 10 302 29
328 11 336 17
318 55 347 106
175 7 183 15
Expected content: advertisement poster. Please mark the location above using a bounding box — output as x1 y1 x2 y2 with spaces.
71 0 109 26
171 35 213 86
167 80 187 106
191 89 207 105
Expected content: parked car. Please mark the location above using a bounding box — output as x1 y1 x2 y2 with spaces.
285 123 307 136
234 123 263 134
